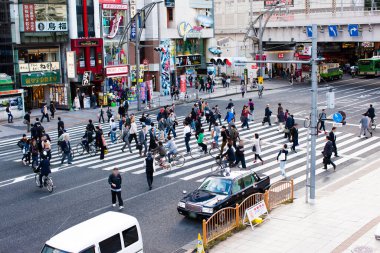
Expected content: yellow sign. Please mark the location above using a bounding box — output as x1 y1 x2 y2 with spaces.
197 233 205 253
258 76 264 85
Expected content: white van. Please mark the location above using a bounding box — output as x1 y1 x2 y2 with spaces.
41 211 143 253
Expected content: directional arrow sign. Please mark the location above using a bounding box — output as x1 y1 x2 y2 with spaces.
306 26 313 37
328 25 338 37
348 24 359 37
333 112 343 123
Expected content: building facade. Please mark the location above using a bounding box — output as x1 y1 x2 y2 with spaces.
214 0 380 79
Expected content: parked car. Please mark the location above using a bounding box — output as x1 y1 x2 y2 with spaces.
177 171 270 219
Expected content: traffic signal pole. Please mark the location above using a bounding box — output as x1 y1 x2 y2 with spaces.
309 24 318 203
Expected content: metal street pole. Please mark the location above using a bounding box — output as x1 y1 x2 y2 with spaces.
136 12 141 111
127 0 131 89
258 16 263 78
309 24 318 202
157 2 162 95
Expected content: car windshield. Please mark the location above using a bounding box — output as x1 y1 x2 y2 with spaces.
198 177 232 195
41 245 70 253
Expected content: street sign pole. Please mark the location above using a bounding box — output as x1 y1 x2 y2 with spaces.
135 13 141 111
309 24 318 203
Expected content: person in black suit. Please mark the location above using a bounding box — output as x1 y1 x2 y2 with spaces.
328 127 338 157
57 117 65 137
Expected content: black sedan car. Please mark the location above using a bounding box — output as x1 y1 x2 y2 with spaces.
177 170 270 219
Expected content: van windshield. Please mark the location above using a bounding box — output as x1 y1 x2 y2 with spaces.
41 244 70 253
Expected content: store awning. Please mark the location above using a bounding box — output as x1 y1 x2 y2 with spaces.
209 57 250 66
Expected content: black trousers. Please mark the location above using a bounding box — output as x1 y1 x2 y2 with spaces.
319 121 326 131
332 141 338 156
254 154 263 162
129 133 138 147
41 113 50 122
99 114 105 123
146 171 153 188
100 146 105 160
111 190 123 206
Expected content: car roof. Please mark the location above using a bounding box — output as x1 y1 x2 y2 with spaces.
45 212 139 252
208 170 252 181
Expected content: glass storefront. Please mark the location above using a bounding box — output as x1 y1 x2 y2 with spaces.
49 84 69 109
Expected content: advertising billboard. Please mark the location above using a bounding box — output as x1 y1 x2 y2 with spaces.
20 4 68 32
264 0 294 8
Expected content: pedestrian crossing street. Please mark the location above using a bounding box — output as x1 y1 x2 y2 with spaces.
0 115 379 189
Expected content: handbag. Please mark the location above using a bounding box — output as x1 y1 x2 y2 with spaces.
252 145 256 152
104 147 109 155
283 128 290 134
137 143 142 150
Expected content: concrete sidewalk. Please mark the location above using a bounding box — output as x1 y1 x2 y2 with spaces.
0 79 291 139
209 159 380 253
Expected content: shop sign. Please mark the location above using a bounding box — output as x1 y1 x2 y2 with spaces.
130 0 136 18
362 42 374 48
278 53 284 59
165 0 174 7
131 65 147 82
105 65 129 76
176 55 201 67
99 0 121 4
67 51 76 78
19 62 60 73
21 4 68 32
178 22 202 41
21 72 60 87
79 40 99 46
264 0 293 8
140 82 146 101
180 75 186 93
102 3 128 9
82 71 92 86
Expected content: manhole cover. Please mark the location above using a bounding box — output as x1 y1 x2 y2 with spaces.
352 246 373 253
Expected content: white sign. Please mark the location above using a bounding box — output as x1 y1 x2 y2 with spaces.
130 0 136 17
66 51 76 78
106 65 129 76
36 21 68 32
102 3 128 9
243 200 269 230
333 123 343 127
18 62 60 73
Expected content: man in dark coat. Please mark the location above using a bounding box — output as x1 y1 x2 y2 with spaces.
37 152 51 187
145 152 154 190
323 136 336 171
263 104 272 126
328 127 338 157
284 114 294 140
57 117 65 137
290 124 299 153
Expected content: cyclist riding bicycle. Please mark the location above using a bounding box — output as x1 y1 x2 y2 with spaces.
152 141 167 166
36 151 51 188
197 129 207 154
367 104 376 123
221 143 236 169
82 129 94 152
165 136 177 163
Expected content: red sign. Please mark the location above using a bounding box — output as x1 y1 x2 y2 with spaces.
99 0 121 4
251 64 258 69
294 53 299 57
278 53 284 59
105 65 129 77
180 75 187 93
143 59 149 66
23 4 36 32
255 55 267 61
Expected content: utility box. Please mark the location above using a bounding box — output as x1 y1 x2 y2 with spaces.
326 91 335 109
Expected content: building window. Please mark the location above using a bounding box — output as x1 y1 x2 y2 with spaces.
18 48 59 63
167 8 174 21
167 7 174 28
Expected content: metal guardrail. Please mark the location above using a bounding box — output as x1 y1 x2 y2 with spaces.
202 179 294 246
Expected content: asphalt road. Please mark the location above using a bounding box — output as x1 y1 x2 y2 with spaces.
0 75 380 253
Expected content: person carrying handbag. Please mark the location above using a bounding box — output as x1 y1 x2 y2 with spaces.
277 144 288 178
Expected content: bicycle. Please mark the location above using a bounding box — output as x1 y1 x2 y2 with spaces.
153 153 172 171
208 141 220 158
35 172 54 193
76 141 98 157
370 118 377 130
190 146 208 159
210 157 231 176
169 153 185 167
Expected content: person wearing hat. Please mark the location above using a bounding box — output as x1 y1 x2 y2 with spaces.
108 168 123 209
145 152 155 190
37 151 51 187
138 124 148 157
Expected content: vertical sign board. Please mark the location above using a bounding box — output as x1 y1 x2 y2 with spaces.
243 201 270 230
67 51 76 78
130 22 136 41
180 75 187 93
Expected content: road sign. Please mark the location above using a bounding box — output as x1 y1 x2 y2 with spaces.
243 200 270 230
348 24 359 37
130 22 136 41
333 112 343 123
306 26 313 37
328 25 338 37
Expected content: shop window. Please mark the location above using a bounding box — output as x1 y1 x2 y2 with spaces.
90 47 96 67
167 8 175 28
104 42 127 66
79 48 85 68
87 13 95 37
17 48 59 64
102 9 127 39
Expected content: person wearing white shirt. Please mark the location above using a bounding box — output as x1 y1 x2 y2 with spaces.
109 118 117 144
128 118 138 147
183 122 191 153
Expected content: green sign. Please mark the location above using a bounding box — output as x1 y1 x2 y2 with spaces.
21 72 60 87
0 74 13 85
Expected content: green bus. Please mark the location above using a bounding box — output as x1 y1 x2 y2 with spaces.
358 56 380 76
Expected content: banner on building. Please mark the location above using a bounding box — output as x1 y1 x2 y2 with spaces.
67 51 76 78
146 80 153 101
180 75 187 93
140 82 146 101
18 62 60 73
160 40 171 96
21 4 68 32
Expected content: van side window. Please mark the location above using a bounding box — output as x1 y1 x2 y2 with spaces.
122 225 139 247
99 234 122 253
80 246 95 253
